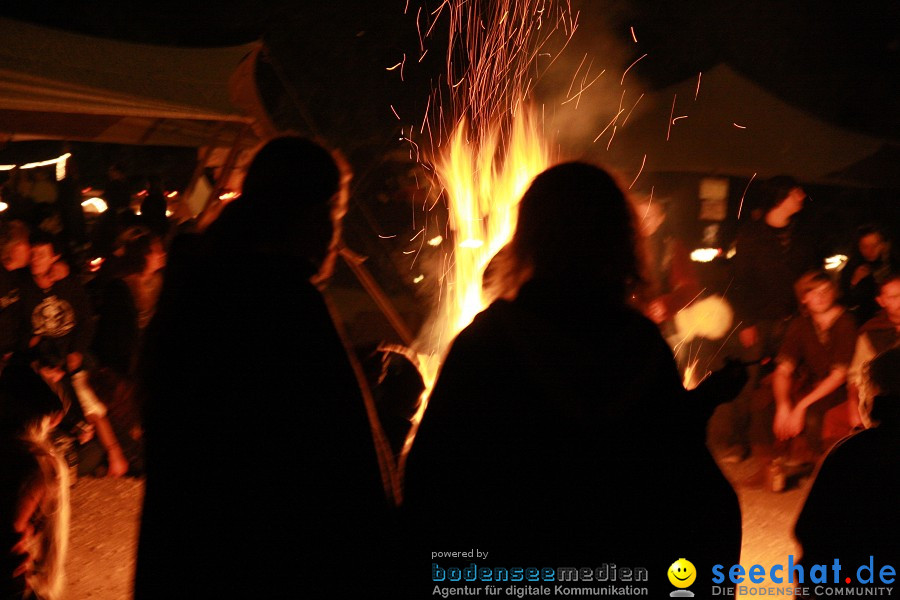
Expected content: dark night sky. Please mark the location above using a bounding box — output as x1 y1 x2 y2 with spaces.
2 0 898 141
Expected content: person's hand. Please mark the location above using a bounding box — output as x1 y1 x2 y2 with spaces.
850 264 871 286
773 404 793 440
647 299 668 324
739 325 758 349
106 447 129 478
785 405 807 438
38 365 65 384
78 423 95 445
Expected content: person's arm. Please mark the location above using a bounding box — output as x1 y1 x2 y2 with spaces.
773 362 796 440
87 413 129 478
796 367 848 412
772 319 803 438
789 314 857 431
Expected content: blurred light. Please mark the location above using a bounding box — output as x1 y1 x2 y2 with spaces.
166 191 178 198
726 246 737 259
55 154 69 181
0 152 72 178
413 274 425 284
165 209 173 217
89 257 105 272
824 254 848 271
427 235 443 246
690 248 722 263
459 239 483 249
0 201 7 212
81 197 108 214
20 152 71 172
137 189 149 197
219 191 240 201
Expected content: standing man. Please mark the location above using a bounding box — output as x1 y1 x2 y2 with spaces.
723 175 817 462
135 137 392 598
20 231 128 477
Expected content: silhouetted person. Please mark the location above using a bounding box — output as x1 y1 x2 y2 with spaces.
795 346 900 568
91 163 134 259
0 221 29 358
86 227 166 476
403 162 743 597
139 175 170 240
361 344 423 459
135 136 391 598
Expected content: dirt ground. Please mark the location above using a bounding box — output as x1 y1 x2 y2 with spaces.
63 477 143 600
62 453 811 600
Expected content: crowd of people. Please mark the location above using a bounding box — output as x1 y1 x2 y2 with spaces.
720 178 899 498
1 161 168 599
0 138 897 598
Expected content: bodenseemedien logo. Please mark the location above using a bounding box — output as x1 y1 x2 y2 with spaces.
668 558 697 597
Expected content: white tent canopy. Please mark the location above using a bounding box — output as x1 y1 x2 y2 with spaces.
0 17 274 147
0 17 281 195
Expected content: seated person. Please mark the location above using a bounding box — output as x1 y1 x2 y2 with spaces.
771 271 856 467
847 271 900 427
840 224 893 326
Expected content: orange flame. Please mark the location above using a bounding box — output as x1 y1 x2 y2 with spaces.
397 2 574 479
436 113 549 342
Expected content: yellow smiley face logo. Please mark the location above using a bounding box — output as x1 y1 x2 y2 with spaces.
668 558 696 588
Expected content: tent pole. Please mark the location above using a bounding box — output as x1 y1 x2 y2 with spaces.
195 122 252 231
338 246 416 347
182 122 225 201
